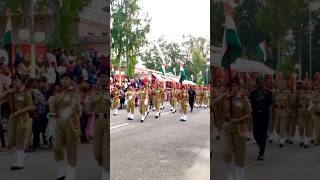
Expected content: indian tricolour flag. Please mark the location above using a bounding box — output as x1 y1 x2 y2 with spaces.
179 64 186 84
256 40 267 63
160 64 166 75
220 2 242 69
171 67 176 76
3 9 13 66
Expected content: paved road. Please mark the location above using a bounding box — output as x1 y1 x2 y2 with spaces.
111 102 210 180
0 144 101 180
212 128 320 180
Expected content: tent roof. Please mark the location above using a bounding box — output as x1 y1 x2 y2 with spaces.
212 53 275 75
182 80 196 85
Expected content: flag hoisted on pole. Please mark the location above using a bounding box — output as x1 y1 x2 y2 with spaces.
220 2 242 69
256 40 267 63
3 9 13 68
179 64 186 84
3 8 16 111
222 1 242 119
171 67 176 76
160 64 166 75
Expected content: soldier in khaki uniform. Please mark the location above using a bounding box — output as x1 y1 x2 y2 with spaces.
222 81 250 180
1 76 36 170
195 86 201 108
213 85 225 140
154 83 162 118
112 86 120 115
88 72 109 180
170 84 178 113
139 85 149 122
274 81 289 147
151 84 157 111
204 86 210 108
311 88 320 147
52 74 82 180
178 85 189 121
297 84 313 148
126 86 136 120
160 83 165 110
287 86 297 144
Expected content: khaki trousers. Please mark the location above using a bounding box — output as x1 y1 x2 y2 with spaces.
127 100 134 113
314 114 320 144
180 101 187 114
112 98 120 109
170 97 177 108
140 99 147 115
298 108 313 139
275 109 288 139
8 115 29 150
222 122 246 167
93 116 109 171
53 120 78 166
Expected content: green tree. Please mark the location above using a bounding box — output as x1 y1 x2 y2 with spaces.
140 41 162 70
256 0 302 70
190 48 205 83
111 0 150 78
278 56 295 79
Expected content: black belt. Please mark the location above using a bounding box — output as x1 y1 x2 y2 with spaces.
95 113 107 119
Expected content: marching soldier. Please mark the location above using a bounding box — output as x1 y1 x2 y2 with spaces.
151 83 157 111
112 86 120 115
204 86 210 108
52 73 82 180
274 81 289 147
154 83 162 118
88 72 109 180
196 86 201 108
297 83 313 148
170 84 178 113
2 76 36 170
160 83 165 110
287 85 297 145
139 85 149 122
126 85 136 120
213 84 225 140
222 80 250 180
179 85 189 121
200 86 205 108
311 86 320 148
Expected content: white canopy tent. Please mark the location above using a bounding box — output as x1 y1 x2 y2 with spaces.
182 80 196 85
212 53 275 75
152 73 166 82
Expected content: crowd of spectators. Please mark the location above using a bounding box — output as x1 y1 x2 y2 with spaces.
0 47 109 151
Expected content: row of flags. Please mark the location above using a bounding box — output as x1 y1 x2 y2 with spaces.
221 0 267 69
111 64 187 84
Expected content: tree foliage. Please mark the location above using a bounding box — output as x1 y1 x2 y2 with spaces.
111 0 150 78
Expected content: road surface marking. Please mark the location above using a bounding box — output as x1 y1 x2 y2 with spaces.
110 123 129 130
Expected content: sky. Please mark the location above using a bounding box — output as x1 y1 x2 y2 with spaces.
139 0 210 43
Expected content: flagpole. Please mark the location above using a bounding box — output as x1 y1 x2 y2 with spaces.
227 45 233 118
6 8 16 112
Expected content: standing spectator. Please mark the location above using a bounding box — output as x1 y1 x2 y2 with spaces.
249 78 273 161
46 61 57 85
31 79 48 150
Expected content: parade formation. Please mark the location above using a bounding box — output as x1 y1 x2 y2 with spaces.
110 79 210 122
